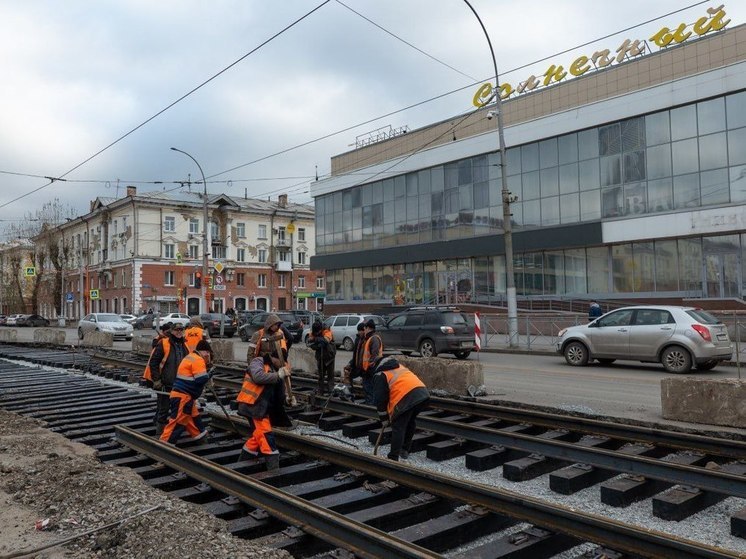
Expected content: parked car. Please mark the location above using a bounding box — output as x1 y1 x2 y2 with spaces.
156 313 191 329
378 307 474 359
78 313 134 340
120 314 138 325
238 312 301 343
292 310 323 329
324 314 386 351
133 314 159 330
236 309 263 326
16 314 50 327
199 313 236 338
556 305 733 373
0 315 8 326
5 314 24 326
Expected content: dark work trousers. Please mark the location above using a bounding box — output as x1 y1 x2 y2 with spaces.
317 347 334 394
388 400 429 461
154 385 173 430
361 374 375 405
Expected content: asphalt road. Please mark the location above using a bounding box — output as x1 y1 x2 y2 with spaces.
10 326 746 431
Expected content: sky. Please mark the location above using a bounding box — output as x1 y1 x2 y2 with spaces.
0 0 741 238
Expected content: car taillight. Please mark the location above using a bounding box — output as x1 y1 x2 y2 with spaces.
692 324 711 342
440 326 454 334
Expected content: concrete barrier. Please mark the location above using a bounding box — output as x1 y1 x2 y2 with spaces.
80 331 113 347
289 346 318 374
395 355 483 396
210 339 234 364
661 377 746 428
33 328 66 345
0 329 18 343
133 334 154 354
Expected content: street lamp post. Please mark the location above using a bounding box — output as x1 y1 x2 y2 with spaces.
463 0 518 347
170 147 209 316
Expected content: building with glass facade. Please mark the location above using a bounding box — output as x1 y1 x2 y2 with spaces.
311 21 746 312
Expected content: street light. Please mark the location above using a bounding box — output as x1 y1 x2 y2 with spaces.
170 147 209 315
463 0 518 347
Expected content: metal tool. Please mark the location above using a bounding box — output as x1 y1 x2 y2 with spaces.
317 383 352 423
206 373 241 433
273 336 297 407
373 423 386 456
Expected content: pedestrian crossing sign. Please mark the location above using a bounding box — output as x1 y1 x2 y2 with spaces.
24 267 35 277
90 289 100 300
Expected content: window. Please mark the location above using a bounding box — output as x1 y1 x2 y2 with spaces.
189 245 199 259
278 227 286 243
164 271 175 286
210 221 219 240
258 224 267 239
316 276 324 289
237 248 246 262
279 275 286 288
236 222 246 238
121 270 127 288
258 249 267 263
237 273 245 286
189 218 199 234
278 250 290 262
258 273 267 288
164 244 175 259
164 216 175 232
298 228 306 241
298 276 305 288
212 245 226 259
189 273 196 287
297 251 307 265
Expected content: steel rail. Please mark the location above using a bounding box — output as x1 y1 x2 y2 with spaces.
317 398 746 499
208 413 737 559
114 425 440 559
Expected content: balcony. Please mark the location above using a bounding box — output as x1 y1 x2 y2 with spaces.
276 238 290 247
275 261 292 272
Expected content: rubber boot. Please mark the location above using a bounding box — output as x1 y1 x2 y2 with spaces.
155 422 165 437
237 449 257 463
265 453 280 471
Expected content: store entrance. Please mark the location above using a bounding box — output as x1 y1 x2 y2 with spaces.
705 252 740 298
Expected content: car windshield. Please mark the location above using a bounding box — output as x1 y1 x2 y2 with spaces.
98 314 123 322
686 309 720 325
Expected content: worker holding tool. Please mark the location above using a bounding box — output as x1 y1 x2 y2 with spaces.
145 322 188 436
237 342 293 470
359 319 383 405
372 356 430 461
250 314 296 406
184 315 208 352
160 340 213 444
306 320 336 395
343 322 365 397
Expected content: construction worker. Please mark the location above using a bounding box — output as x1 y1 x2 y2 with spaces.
236 345 292 470
249 314 290 362
372 356 430 461
160 340 213 444
306 320 336 395
359 319 383 405
184 316 208 352
344 322 365 392
147 322 189 436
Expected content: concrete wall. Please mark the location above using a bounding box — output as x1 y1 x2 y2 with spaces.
661 377 746 428
133 334 153 354
33 329 66 345
395 355 483 397
210 340 234 364
0 329 18 343
80 331 113 347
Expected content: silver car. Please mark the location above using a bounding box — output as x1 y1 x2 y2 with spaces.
78 313 134 340
556 305 732 373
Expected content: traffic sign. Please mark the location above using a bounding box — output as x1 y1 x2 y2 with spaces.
214 261 224 274
286 223 296 234
65 292 74 303
215 274 224 285
90 289 100 300
24 267 36 277
213 285 226 291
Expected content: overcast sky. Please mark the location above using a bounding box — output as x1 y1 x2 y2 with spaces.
0 1 740 236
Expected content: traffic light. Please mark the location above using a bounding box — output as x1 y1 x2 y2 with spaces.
195 272 202 288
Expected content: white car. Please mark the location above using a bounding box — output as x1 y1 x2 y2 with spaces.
5 314 24 326
119 314 138 324
155 313 191 329
78 313 134 340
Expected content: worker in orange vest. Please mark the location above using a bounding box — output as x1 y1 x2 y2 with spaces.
146 323 188 435
160 340 213 444
184 316 208 352
358 319 383 404
306 320 336 395
236 347 291 470
372 356 430 461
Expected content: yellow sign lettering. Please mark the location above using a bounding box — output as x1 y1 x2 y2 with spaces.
472 82 493 108
498 82 513 100
517 75 540 93
615 38 645 63
543 64 567 87
591 49 613 68
694 4 730 36
569 55 591 77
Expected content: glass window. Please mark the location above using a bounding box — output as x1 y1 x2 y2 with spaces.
540 167 559 197
258 224 267 239
621 118 645 151
418 169 431 194
647 144 672 179
730 165 746 203
383 179 394 200
633 242 655 291
600 155 621 186
698 97 726 135
579 160 599 191
559 163 579 194
522 199 540 227
372 181 383 202
727 91 746 129
521 143 539 172
672 138 699 175
541 196 560 226
472 155 488 183
700 168 729 206
539 138 558 168
164 216 175 232
599 309 634 326
655 240 679 291
580 190 601 220
394 176 406 198
612 244 633 292
458 160 472 185
624 182 646 215
506 147 521 174
578 128 599 160
351 187 361 207
623 151 646 182
189 218 199 234
558 133 578 164
474 182 489 209
565 248 587 293
678 237 702 294
599 123 621 155
164 244 175 259
236 222 245 238
671 105 697 140
237 248 246 262
699 132 728 170
673 173 700 208
602 187 623 218
522 171 540 200
648 178 673 213
361 184 372 206
645 111 670 145
729 128 746 166
587 246 609 293
543 251 565 294
560 193 580 223
459 184 473 211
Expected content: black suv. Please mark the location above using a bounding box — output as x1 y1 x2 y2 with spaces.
378 307 474 359
238 312 303 343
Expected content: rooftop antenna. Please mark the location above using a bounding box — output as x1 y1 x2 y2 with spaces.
315 165 318 181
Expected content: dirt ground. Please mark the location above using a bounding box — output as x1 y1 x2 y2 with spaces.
0 409 291 559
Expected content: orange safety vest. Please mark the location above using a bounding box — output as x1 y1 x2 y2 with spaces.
236 363 270 405
254 328 288 360
184 326 204 352
143 338 171 382
383 365 426 419
361 334 383 372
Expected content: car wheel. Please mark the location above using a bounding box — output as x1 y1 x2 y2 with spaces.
454 350 471 360
227 333 234 338
696 359 718 371
661 345 692 374
418 338 437 358
342 337 354 351
564 341 589 366
77 328 84 340
596 358 616 365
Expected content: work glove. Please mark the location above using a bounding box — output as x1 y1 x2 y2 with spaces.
207 367 215 379
153 380 163 391
271 356 283 370
278 367 290 380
